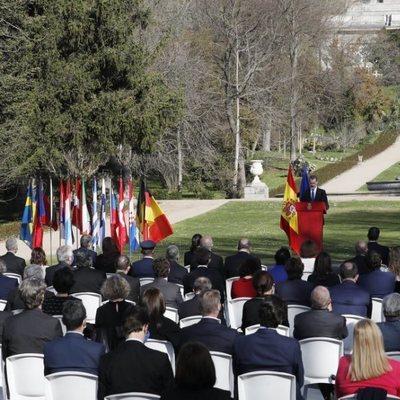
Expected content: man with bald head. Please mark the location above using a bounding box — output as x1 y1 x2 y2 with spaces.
344 240 369 275
293 286 347 340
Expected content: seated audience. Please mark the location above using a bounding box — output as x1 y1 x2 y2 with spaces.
234 297 304 400
329 262 372 317
231 258 260 299
165 245 188 285
45 245 75 287
336 319 400 398
294 285 347 340
184 233 202 267
0 259 18 300
377 293 400 352
388 246 400 293
140 257 183 308
178 277 212 320
307 251 340 288
73 234 97 266
268 246 291 284
44 300 105 375
0 237 26 277
161 342 232 400
300 240 318 279
129 240 156 278
42 267 77 315
179 289 238 355
94 237 120 274
358 251 395 298
141 287 180 349
30 247 48 277
344 240 370 275
198 235 224 278
241 270 288 331
275 257 313 306
95 275 136 351
98 307 174 399
115 255 140 303
2 278 62 359
367 226 390 266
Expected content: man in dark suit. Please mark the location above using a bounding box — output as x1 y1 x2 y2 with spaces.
115 255 140 303
234 297 304 400
70 250 106 295
179 289 238 355
165 245 188 285
294 286 347 340
358 251 395 298
299 174 329 210
344 240 370 275
98 307 173 400
367 226 390 266
44 300 105 375
183 248 225 302
329 262 372 317
0 259 18 300
140 257 183 309
2 278 63 359
129 240 156 279
196 235 224 278
73 235 97 266
45 245 75 287
224 238 261 279
0 237 26 277
378 293 400 352
178 277 212 319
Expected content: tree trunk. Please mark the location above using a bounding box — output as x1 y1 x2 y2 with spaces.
262 115 271 151
177 126 183 191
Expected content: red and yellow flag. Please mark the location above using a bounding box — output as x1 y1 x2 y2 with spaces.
280 164 300 254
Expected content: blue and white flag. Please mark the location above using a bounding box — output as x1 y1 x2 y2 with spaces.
99 178 106 248
92 179 99 249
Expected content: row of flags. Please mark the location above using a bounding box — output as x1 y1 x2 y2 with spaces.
280 165 310 255
20 177 173 253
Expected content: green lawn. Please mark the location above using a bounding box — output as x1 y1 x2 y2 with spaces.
358 162 400 191
139 200 400 265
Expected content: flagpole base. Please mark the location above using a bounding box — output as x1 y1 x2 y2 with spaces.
244 182 269 200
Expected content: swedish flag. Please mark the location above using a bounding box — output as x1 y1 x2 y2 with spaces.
20 181 35 248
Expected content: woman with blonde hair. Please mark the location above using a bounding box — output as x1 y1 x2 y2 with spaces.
388 246 400 292
336 319 400 397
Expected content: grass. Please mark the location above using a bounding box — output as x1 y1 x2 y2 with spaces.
358 162 400 191
138 200 400 265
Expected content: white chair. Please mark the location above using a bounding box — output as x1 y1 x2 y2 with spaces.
244 324 290 336
371 297 384 323
179 315 201 328
183 292 195 301
342 314 365 354
45 371 97 400
299 337 344 398
227 297 251 330
3 273 21 285
71 292 102 324
0 299 7 311
106 273 116 279
183 265 191 272
104 393 160 400
164 307 179 323
6 353 46 400
139 278 154 287
261 265 268 271
387 351 400 362
225 277 239 303
52 315 67 335
144 339 175 374
238 371 296 400
210 351 234 397
46 286 57 295
287 305 310 337
177 284 184 299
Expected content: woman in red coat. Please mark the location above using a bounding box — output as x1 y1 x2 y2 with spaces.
336 319 400 398
231 258 260 299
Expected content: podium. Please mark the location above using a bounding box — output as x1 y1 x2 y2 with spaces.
295 202 326 252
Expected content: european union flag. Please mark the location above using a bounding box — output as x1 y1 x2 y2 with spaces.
299 165 310 199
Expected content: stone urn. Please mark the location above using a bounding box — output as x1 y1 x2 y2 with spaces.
250 160 264 184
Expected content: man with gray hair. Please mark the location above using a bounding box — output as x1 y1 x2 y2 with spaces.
2 278 63 359
197 235 224 278
377 293 400 352
116 255 140 303
165 244 187 285
179 289 238 355
0 237 26 277
45 245 75 287
293 286 347 340
344 240 369 275
73 235 97 266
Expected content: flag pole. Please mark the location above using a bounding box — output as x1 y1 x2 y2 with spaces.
49 178 53 263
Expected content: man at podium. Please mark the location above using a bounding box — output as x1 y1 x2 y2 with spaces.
299 174 329 211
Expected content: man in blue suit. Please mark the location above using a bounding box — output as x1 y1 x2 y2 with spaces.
179 289 238 355
0 260 18 300
129 240 156 278
234 296 304 400
44 300 105 376
378 293 400 352
329 262 372 317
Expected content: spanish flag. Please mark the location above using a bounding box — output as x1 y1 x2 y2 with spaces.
280 164 300 254
137 179 173 243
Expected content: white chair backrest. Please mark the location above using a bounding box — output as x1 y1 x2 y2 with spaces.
210 351 234 397
45 372 97 400
177 284 184 299
238 371 296 400
139 278 154 287
6 353 46 399
106 273 116 279
144 339 175 374
244 324 289 336
0 299 7 311
46 286 57 295
164 307 179 324
104 393 160 400
299 337 344 390
261 265 268 271
183 292 195 301
225 277 239 303
71 292 102 324
52 315 67 335
245 324 260 335
3 273 21 285
179 315 202 328
287 305 310 337
227 297 251 329
387 351 400 362
183 265 191 272
371 297 384 323
342 314 365 354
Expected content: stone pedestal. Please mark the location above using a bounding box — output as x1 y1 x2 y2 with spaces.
244 182 269 199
